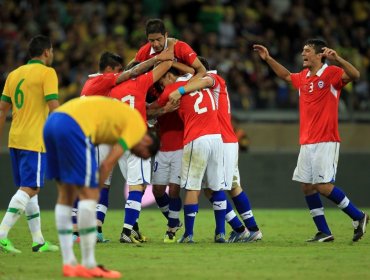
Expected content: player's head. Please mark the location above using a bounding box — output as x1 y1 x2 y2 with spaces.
131 130 160 159
28 35 53 66
158 67 180 89
99 51 123 73
145 19 167 53
302 38 327 68
197 56 210 71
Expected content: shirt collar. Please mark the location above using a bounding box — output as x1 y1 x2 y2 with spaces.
306 63 328 77
149 39 168 55
176 73 193 82
27 59 44 65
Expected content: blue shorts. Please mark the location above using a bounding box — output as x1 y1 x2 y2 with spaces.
43 112 98 187
9 148 46 187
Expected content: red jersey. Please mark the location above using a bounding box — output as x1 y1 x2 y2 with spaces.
156 91 184 151
81 72 119 96
207 72 238 143
109 72 153 122
290 64 346 144
135 40 197 66
162 81 221 145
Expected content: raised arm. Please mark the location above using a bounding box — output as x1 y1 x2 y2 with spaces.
189 57 207 81
253 44 292 83
169 75 214 103
147 100 179 119
322 47 360 83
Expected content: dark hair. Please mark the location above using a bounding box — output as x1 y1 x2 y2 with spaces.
28 35 52 58
147 130 160 156
197 56 209 71
166 67 180 77
145 19 166 36
304 39 327 63
99 51 123 71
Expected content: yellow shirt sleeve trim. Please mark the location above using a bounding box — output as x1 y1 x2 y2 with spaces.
0 95 11 103
45 94 59 101
118 138 129 151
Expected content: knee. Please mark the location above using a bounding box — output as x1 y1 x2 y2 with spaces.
152 185 166 197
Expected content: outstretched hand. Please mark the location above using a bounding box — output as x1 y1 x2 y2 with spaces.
163 99 180 113
253 44 270 60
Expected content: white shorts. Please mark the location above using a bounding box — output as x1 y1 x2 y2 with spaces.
152 149 182 185
118 151 151 186
223 142 240 190
96 144 113 186
181 134 226 191
292 142 340 184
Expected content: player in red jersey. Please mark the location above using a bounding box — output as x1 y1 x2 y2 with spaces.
134 19 206 81
158 68 227 243
109 59 174 243
254 39 368 242
168 57 263 242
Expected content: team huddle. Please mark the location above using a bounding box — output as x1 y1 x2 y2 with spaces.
0 18 368 279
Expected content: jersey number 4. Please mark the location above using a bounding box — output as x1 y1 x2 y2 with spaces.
190 88 216 114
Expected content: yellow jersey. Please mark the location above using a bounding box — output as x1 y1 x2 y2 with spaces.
1 60 58 152
55 96 147 150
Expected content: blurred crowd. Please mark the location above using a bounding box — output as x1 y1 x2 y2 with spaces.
1 0 370 112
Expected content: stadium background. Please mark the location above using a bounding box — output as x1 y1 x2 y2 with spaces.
0 0 369 208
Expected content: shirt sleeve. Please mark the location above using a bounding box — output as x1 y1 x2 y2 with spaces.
330 66 346 89
44 67 59 101
137 72 154 93
290 72 301 90
174 41 197 65
1 74 12 103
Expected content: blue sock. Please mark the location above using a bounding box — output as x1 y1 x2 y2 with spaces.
96 188 109 224
305 193 331 235
327 186 364 221
232 191 258 231
184 204 198 236
155 193 170 220
210 197 243 231
72 198 79 225
124 191 143 231
211 191 227 235
168 197 182 228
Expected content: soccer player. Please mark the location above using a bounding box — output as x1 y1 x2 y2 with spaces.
158 68 227 243
0 35 59 253
253 39 368 242
43 96 159 278
169 57 263 242
109 59 174 243
74 50 174 243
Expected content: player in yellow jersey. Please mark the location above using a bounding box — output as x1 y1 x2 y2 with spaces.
0 35 60 253
43 96 159 278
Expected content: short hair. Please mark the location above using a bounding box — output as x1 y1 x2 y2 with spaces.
166 67 180 77
197 56 210 71
304 39 327 63
145 19 166 36
99 51 123 71
147 130 160 156
28 35 52 58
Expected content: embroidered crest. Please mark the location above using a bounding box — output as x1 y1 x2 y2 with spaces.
318 81 324 88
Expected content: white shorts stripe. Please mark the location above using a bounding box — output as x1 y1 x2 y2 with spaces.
84 137 92 186
337 197 350 209
125 200 141 211
310 207 324 217
36 152 41 186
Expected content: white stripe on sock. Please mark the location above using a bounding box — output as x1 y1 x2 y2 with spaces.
310 207 324 217
337 197 350 209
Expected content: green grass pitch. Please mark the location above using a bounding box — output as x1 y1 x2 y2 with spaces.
0 208 369 280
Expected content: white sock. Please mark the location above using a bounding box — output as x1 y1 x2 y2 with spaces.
78 200 97 268
55 204 77 265
0 190 30 239
25 195 45 244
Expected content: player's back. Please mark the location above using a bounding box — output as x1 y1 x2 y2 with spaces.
81 72 119 96
2 61 58 151
109 72 153 122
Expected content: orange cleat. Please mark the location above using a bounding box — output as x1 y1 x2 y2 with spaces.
74 264 122 278
63 264 77 277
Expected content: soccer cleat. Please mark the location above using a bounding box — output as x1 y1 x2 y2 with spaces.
306 232 334 242
228 229 250 243
72 234 80 243
214 233 226 243
97 232 110 243
63 264 77 277
178 234 194 243
119 232 141 244
131 229 147 242
32 241 59 252
240 230 263 242
74 264 121 278
0 238 21 253
352 212 369 242
164 231 177 243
